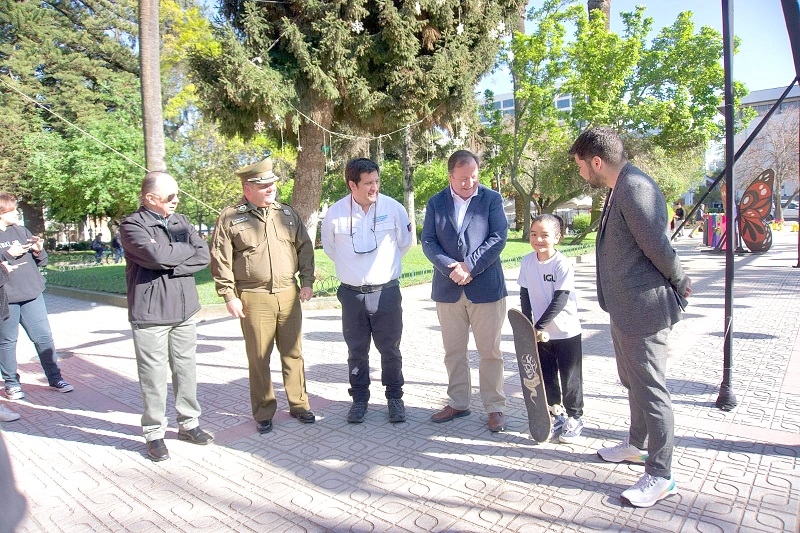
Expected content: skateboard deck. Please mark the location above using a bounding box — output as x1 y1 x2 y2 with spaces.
508 308 551 443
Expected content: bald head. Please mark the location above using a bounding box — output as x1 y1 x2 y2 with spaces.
141 171 179 216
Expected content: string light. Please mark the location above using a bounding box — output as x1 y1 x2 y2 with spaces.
246 57 433 143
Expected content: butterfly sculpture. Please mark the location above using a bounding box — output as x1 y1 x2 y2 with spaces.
738 169 775 252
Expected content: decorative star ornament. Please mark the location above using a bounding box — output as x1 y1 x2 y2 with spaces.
254 119 266 133
351 20 364 34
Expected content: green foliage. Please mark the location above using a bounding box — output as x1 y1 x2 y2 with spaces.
572 213 591 233
46 239 595 303
565 5 749 149
480 0 588 237
411 159 450 209
25 115 145 224
0 0 141 216
627 139 705 203
192 0 526 238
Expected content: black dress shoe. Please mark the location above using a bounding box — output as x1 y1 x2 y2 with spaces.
256 420 273 434
290 409 316 423
146 439 169 462
178 427 214 445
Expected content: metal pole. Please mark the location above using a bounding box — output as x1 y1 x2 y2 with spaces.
796 97 800 267
675 79 799 240
716 0 738 410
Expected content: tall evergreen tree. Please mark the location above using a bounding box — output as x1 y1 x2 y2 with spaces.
190 0 524 240
0 0 142 226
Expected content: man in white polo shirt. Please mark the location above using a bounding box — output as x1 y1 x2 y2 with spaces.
321 158 413 424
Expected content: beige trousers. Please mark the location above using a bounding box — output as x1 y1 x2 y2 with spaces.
436 293 507 413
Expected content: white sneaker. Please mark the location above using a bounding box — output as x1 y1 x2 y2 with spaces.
4 386 24 400
559 417 584 443
549 414 566 440
597 438 648 463
621 473 677 507
548 404 566 440
0 404 20 422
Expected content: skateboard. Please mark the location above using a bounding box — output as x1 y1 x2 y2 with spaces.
507 308 551 443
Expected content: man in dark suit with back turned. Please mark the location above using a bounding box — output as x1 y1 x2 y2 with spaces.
422 149 508 433
569 127 692 508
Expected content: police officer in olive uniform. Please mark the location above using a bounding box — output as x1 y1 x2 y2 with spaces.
209 157 315 434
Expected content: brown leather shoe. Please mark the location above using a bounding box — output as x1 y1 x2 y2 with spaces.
430 405 470 423
488 412 505 432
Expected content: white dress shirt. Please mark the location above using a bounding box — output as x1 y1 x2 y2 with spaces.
321 193 413 286
450 186 478 232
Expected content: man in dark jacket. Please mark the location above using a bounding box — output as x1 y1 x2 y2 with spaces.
120 171 212 462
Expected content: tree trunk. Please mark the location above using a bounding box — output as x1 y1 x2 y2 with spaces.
514 192 525 233
588 0 611 28
19 202 44 236
401 128 418 246
292 93 333 245
139 0 166 172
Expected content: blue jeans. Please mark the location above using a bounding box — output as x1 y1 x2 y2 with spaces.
0 294 64 388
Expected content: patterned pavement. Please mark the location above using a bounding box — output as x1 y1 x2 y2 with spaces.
2 229 799 532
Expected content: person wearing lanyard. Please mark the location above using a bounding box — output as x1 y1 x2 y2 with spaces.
321 158 413 424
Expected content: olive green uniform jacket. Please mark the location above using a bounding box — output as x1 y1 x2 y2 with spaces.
209 200 314 300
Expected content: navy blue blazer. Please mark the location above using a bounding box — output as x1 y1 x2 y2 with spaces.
421 185 508 303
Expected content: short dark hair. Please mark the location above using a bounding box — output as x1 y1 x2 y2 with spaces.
447 150 480 173
531 213 563 238
345 158 379 186
568 127 626 166
0 192 17 214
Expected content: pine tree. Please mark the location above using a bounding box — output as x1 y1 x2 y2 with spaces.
0 0 142 226
191 0 525 239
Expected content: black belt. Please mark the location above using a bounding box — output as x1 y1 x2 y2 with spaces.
340 279 399 294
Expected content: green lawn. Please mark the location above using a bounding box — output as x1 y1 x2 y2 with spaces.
44 233 596 305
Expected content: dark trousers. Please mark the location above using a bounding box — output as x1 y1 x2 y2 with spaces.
539 333 583 419
337 284 404 402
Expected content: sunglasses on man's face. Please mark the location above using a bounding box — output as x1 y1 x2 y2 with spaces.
152 192 178 203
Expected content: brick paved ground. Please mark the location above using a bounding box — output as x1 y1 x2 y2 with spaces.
2 229 799 532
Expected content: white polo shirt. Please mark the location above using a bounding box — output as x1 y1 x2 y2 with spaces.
321 193 413 286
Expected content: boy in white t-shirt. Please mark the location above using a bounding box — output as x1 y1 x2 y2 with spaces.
517 214 584 442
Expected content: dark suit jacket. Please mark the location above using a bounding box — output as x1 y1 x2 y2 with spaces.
597 163 690 336
422 185 508 303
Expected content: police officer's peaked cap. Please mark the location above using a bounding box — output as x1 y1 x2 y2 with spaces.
235 157 279 184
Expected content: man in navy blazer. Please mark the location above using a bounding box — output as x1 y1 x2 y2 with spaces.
422 150 509 432
570 127 692 508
